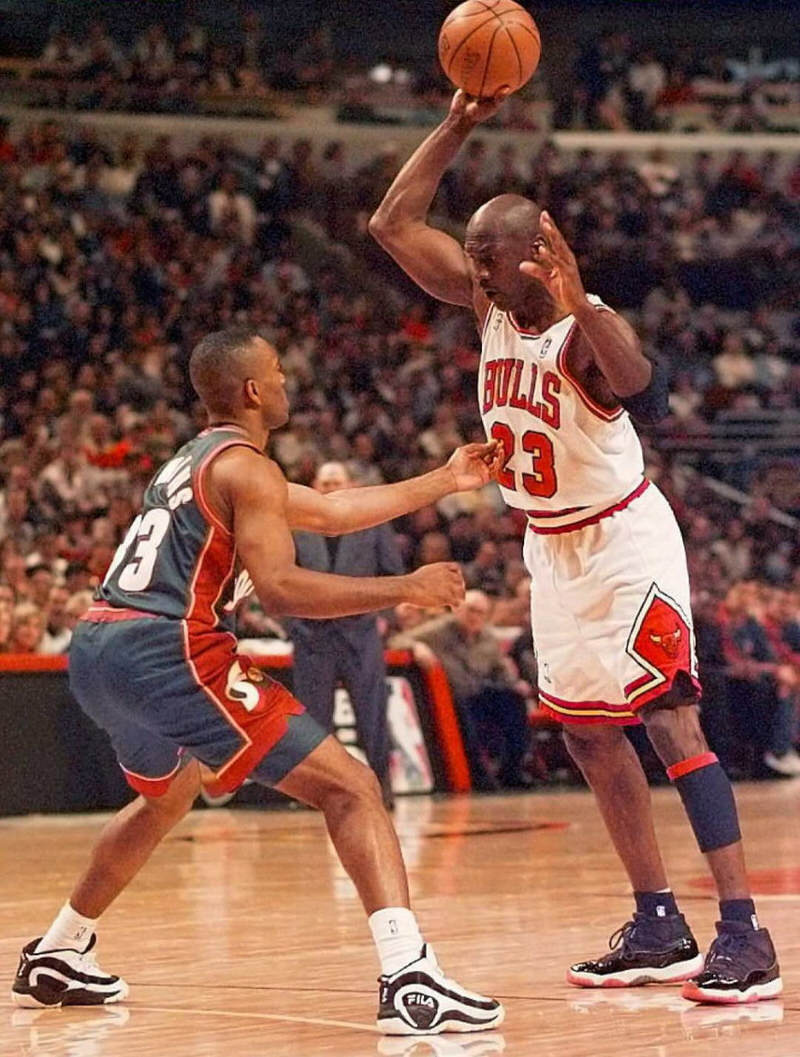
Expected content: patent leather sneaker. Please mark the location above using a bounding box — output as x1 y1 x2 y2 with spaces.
682 921 782 1004
567 913 703 988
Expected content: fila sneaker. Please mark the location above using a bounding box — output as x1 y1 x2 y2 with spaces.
12 935 129 1008
377 945 504 1036
567 913 703 988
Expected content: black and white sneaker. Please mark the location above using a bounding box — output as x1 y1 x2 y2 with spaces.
682 922 783 1004
11 935 129 1008
377 945 504 1035
567 913 703 988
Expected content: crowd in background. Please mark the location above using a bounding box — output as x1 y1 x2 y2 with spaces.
1 12 796 131
0 113 798 779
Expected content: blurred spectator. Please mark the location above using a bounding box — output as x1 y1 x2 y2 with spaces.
288 461 404 803
718 583 800 776
9 602 46 654
391 590 531 790
40 584 71 654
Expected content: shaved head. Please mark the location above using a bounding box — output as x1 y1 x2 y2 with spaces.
189 326 289 430
189 326 264 415
467 194 541 242
463 194 547 315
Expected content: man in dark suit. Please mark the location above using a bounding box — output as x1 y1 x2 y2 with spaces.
290 462 404 798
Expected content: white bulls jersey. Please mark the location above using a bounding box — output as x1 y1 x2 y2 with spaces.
479 295 644 527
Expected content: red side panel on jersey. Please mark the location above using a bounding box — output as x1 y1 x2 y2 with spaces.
625 591 702 711
182 526 305 794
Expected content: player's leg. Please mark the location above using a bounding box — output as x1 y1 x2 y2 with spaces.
69 758 202 918
13 620 204 1009
275 735 407 911
563 722 702 987
563 724 668 892
12 760 201 1009
260 730 503 1035
640 695 782 1004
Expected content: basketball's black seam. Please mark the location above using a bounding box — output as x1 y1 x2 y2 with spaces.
478 24 503 97
512 21 540 44
444 11 499 76
502 23 523 85
468 0 523 26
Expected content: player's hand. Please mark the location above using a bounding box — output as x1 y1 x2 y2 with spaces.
404 563 465 609
519 211 587 315
445 440 502 492
449 88 510 128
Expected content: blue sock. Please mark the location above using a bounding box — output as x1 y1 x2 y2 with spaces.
720 898 758 930
635 890 679 918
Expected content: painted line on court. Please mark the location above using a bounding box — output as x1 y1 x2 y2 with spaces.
129 1002 379 1033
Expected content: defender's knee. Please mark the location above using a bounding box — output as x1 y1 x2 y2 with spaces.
318 758 384 817
641 701 707 768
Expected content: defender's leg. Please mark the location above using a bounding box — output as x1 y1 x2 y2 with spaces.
12 761 202 1009
273 735 504 1035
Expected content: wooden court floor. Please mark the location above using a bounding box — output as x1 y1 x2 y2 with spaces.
1 782 798 1057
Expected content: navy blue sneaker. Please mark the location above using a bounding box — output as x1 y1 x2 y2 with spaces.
683 921 782 1004
567 913 703 988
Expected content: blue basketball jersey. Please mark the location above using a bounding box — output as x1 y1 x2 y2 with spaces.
98 426 261 630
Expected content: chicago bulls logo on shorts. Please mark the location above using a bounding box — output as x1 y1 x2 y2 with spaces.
625 584 695 708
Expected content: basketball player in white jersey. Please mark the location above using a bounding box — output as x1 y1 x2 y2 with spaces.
370 90 781 1004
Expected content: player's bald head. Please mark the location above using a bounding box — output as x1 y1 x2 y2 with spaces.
189 326 270 415
467 194 541 243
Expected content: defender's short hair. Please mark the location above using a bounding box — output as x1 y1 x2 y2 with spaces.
189 326 262 414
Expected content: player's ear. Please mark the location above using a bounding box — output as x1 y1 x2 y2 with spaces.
243 378 260 406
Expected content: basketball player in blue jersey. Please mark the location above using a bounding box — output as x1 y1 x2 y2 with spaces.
12 326 505 1036
370 90 781 1004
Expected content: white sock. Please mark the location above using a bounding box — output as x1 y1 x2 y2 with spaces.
36 902 97 953
369 907 424 976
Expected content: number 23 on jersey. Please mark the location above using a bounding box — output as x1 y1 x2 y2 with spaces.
491 422 558 499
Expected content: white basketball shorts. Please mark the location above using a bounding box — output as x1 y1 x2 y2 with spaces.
523 479 701 726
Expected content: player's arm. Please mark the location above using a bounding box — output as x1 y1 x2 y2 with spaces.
520 212 657 402
211 448 464 618
369 90 507 309
286 441 501 535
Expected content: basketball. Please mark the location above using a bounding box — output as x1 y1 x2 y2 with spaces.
438 0 541 99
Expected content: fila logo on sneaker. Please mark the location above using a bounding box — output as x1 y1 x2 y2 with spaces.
402 992 438 1030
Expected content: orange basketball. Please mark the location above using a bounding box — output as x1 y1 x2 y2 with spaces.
438 0 541 99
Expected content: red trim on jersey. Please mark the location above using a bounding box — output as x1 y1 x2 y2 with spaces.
121 759 182 797
556 323 625 422
194 438 261 537
508 311 542 336
538 689 640 727
667 752 718 782
83 602 159 623
185 525 236 627
526 503 588 519
528 479 650 535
